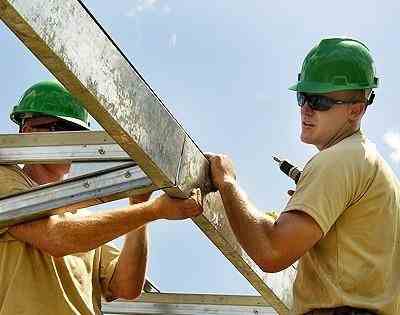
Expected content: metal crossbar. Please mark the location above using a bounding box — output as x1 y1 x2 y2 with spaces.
0 132 130 163
0 162 156 228
102 293 277 315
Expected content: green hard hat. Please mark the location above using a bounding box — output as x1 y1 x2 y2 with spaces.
289 38 379 94
11 81 90 130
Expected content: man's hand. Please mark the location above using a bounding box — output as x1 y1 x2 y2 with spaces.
205 153 237 190
150 188 203 220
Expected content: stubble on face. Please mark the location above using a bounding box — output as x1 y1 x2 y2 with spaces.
299 91 364 150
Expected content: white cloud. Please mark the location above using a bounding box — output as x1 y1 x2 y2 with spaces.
126 0 160 17
169 33 177 48
383 131 400 162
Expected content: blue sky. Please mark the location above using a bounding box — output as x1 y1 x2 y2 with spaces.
2 0 400 303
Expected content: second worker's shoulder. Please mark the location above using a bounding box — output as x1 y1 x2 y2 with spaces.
0 164 34 198
307 132 373 171
0 164 25 178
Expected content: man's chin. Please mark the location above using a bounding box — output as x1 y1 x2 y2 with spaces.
300 133 313 144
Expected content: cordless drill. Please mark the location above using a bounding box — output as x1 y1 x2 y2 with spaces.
273 156 302 184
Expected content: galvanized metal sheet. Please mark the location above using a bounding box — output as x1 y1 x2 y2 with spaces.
0 163 155 228
102 301 277 315
128 292 270 307
175 136 212 197
0 144 130 163
102 293 277 315
0 131 115 147
0 0 185 188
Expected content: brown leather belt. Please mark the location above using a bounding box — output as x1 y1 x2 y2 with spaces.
304 306 376 315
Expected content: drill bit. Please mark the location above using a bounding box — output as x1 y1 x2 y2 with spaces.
273 156 302 184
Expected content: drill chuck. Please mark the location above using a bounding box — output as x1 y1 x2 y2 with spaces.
273 156 301 184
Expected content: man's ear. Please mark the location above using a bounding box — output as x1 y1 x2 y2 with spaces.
348 102 366 122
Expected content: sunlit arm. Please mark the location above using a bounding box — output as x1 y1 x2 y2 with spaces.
109 226 148 299
108 195 150 300
218 179 322 272
8 200 158 258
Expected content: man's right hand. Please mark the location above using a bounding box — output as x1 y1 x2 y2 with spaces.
149 188 203 220
205 153 237 191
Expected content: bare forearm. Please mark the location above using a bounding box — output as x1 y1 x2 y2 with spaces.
110 226 148 299
219 180 278 266
10 201 157 256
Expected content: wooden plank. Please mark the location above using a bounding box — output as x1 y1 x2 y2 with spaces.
0 2 290 313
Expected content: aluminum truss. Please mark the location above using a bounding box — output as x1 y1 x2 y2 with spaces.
0 162 155 228
0 131 129 164
0 1 293 313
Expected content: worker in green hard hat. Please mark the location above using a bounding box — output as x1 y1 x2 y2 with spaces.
0 81 203 315
9 80 91 181
207 38 400 315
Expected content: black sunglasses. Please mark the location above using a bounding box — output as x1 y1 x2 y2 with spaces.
297 92 363 111
33 121 84 132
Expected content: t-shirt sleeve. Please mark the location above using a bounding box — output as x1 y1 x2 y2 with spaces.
283 151 354 235
99 242 120 301
0 166 32 237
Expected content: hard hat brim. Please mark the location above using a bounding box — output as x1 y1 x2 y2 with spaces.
289 80 378 94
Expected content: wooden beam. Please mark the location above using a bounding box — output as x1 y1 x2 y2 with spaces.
0 1 291 313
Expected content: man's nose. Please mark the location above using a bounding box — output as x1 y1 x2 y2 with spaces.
301 102 314 115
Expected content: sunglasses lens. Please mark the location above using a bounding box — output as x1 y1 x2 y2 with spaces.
39 122 82 132
299 94 332 111
311 96 333 111
297 92 306 106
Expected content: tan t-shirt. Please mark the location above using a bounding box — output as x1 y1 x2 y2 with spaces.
0 165 120 315
284 131 400 315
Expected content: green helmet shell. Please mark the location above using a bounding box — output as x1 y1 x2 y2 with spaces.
11 81 90 130
289 38 379 94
